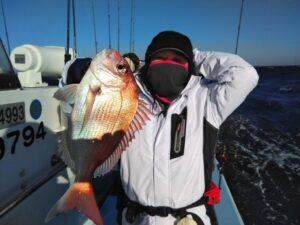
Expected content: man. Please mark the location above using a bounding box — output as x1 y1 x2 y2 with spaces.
119 31 258 225
61 30 258 225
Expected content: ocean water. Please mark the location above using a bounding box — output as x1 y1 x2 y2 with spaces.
216 68 300 225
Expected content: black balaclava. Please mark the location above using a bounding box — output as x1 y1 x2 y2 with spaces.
142 31 194 104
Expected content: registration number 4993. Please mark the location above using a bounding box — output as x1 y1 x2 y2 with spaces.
0 102 25 129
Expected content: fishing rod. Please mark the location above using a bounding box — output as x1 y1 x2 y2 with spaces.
117 0 120 52
72 0 77 58
129 0 135 52
91 0 98 54
0 0 11 54
107 0 111 49
129 0 132 52
132 0 135 52
65 0 71 63
235 0 245 55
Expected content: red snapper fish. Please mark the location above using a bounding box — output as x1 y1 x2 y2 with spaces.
46 49 150 225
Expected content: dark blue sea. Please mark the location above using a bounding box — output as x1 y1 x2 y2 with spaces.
216 67 300 225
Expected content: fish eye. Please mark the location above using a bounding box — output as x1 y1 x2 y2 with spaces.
117 63 127 74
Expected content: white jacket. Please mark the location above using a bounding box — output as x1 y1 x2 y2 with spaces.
120 49 259 225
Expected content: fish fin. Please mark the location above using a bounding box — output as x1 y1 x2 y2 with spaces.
53 84 78 104
45 182 103 225
93 99 151 177
60 102 73 117
135 99 151 123
58 131 75 171
121 98 151 144
93 144 123 177
81 85 100 132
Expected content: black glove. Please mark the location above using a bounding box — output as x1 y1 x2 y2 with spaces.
66 57 92 84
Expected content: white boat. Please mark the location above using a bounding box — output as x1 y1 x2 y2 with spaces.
0 41 244 225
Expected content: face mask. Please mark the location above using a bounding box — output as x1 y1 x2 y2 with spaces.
146 59 190 103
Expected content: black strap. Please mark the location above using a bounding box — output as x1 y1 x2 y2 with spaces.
125 196 207 224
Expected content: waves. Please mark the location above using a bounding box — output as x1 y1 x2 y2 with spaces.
216 72 300 225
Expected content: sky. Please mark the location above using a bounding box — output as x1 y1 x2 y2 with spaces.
0 0 300 66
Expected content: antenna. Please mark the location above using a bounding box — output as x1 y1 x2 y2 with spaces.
65 0 71 63
235 0 245 55
107 0 111 48
72 0 77 57
1 0 11 54
91 0 98 54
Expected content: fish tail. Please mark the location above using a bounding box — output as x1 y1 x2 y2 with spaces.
45 182 103 225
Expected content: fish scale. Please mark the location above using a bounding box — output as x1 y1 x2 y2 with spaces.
72 83 89 138
86 92 122 139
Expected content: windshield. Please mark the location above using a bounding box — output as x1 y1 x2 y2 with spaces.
0 39 14 75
